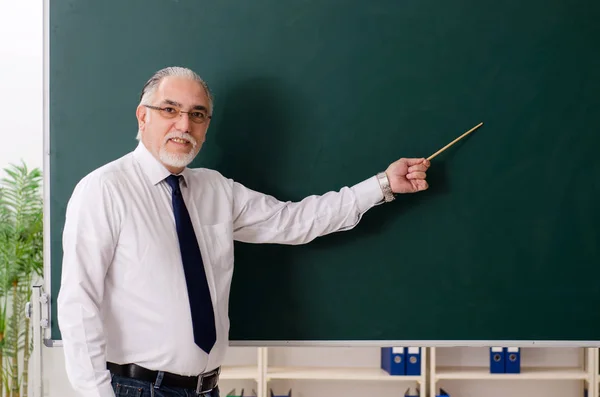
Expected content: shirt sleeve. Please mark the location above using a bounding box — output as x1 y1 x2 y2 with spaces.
231 175 384 244
57 174 120 397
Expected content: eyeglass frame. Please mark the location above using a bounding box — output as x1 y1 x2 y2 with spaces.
143 104 212 124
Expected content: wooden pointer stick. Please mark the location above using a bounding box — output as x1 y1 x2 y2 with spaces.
427 122 483 161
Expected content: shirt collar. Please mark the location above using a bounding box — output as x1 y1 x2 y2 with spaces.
132 142 192 187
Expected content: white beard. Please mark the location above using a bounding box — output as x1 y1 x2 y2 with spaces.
159 131 199 169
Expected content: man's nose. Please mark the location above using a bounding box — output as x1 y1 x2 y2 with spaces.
174 111 191 132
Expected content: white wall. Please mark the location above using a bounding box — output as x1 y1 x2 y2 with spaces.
0 1 590 397
0 0 43 174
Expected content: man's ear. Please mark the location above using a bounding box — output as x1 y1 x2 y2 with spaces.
136 105 147 130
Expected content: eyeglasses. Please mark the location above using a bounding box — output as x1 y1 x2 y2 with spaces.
143 104 211 124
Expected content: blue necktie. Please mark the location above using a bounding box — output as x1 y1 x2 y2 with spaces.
165 175 216 354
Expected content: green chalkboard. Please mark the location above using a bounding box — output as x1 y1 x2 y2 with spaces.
47 0 600 345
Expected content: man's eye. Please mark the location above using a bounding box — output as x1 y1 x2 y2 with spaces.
163 107 177 113
191 112 205 119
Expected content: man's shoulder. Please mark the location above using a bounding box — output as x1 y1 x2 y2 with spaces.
72 152 135 194
186 167 230 185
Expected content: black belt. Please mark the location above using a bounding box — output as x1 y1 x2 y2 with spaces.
107 362 220 394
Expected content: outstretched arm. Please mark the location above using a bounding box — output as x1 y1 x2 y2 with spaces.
230 158 430 244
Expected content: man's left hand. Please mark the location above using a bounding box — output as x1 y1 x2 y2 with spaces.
386 158 430 194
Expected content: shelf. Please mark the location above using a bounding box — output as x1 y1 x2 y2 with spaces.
435 366 589 380
220 365 260 380
267 366 422 381
218 347 598 397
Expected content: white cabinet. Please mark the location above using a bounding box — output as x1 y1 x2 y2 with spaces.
219 346 597 397
265 347 426 397
430 347 596 397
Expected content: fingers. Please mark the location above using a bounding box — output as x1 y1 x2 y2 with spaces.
406 157 429 191
408 163 428 173
407 159 429 180
389 157 430 194
415 180 429 191
404 158 430 167
411 179 429 192
407 171 426 180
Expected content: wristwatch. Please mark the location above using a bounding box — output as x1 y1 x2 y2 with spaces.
376 172 395 202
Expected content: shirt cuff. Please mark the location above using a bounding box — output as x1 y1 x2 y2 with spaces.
351 175 384 213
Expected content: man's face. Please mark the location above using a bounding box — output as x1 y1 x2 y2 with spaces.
136 76 211 173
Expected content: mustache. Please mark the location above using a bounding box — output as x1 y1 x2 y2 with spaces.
163 131 198 147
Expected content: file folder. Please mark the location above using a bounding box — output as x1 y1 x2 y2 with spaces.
270 389 292 397
436 388 450 397
489 347 505 373
405 387 420 397
381 346 406 375
406 347 421 376
227 389 256 397
505 347 521 373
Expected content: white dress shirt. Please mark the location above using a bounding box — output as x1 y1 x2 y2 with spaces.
57 142 384 397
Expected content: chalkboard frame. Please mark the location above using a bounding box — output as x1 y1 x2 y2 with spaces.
41 0 600 348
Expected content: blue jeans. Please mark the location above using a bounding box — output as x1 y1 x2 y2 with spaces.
111 374 220 397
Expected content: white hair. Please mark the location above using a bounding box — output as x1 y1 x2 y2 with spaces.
136 66 213 141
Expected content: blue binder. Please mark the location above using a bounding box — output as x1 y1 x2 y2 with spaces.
505 347 521 373
381 347 406 375
436 388 450 397
406 347 421 376
489 347 506 373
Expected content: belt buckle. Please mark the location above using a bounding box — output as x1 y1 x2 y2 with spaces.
196 367 220 395
195 375 206 395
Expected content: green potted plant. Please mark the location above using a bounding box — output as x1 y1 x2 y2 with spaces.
0 162 43 397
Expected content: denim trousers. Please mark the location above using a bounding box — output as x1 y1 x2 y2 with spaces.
111 374 220 397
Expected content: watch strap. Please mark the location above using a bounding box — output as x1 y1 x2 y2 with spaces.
376 172 395 202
